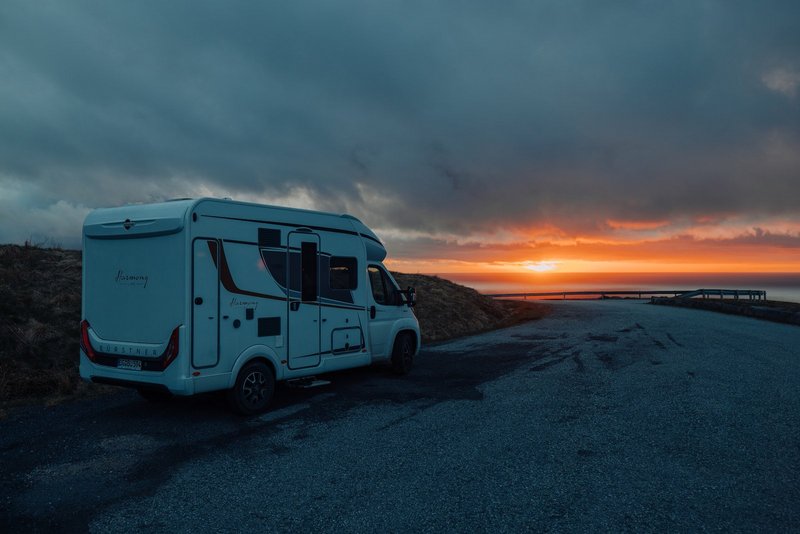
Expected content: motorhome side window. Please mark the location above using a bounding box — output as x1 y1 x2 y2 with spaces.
300 241 318 302
368 265 397 305
262 250 286 287
330 257 357 290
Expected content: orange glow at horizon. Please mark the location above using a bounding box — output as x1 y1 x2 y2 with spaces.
384 258 800 274
382 219 800 274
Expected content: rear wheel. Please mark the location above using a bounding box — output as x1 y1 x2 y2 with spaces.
227 361 275 415
391 333 414 375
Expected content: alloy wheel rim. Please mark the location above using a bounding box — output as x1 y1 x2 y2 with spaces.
242 371 267 407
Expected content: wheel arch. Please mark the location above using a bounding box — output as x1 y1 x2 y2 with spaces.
395 328 420 355
228 345 282 388
378 318 420 360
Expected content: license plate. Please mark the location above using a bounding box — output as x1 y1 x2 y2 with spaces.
117 358 142 371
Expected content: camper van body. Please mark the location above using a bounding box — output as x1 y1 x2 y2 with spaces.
79 198 419 409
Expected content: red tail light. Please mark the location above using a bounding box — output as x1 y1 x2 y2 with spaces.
161 326 180 370
80 320 97 362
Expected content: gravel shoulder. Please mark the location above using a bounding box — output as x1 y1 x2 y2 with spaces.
2 301 799 532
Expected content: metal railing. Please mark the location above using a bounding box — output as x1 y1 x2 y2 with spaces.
672 289 767 300
486 289 767 301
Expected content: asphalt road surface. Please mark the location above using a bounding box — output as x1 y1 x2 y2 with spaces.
2 301 799 532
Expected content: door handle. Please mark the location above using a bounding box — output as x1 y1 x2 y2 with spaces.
290 301 300 312
370 305 376 319
194 297 203 305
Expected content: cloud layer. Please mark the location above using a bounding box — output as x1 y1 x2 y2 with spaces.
1 0 798 265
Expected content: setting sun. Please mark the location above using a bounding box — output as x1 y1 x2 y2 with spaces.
525 261 558 272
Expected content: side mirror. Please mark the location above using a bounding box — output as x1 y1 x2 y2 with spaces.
404 286 416 307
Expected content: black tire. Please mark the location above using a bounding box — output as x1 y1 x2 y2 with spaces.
391 333 414 375
137 388 173 403
227 361 275 415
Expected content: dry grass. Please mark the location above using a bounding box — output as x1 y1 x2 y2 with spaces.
0 245 549 410
0 244 114 410
393 273 549 343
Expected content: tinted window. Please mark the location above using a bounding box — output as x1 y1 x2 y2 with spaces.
301 241 318 302
368 265 397 305
262 250 286 287
330 257 357 290
368 266 387 304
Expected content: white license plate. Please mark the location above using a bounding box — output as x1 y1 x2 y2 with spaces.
117 358 142 371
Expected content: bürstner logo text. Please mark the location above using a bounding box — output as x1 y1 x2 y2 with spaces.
115 270 148 288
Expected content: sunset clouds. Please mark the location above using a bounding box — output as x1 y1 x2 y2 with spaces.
0 0 798 272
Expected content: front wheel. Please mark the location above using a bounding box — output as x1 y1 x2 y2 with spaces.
391 333 414 375
227 361 275 415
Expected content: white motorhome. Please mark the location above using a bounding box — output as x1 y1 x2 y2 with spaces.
79 198 419 414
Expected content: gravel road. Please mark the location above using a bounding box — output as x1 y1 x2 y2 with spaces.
2 301 799 532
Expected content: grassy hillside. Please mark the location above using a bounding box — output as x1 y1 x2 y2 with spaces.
0 245 85 405
392 272 548 343
0 245 547 408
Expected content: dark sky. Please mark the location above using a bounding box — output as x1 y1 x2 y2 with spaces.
1 1 798 269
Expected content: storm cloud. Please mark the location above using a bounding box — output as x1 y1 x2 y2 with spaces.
1 0 799 254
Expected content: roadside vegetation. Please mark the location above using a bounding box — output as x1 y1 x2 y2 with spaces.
0 244 110 413
392 272 549 343
0 244 548 411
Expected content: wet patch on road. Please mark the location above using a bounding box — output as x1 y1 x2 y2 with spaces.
666 333 684 347
572 353 586 373
587 334 619 342
512 333 567 341
596 353 614 369
617 323 645 333
529 345 581 372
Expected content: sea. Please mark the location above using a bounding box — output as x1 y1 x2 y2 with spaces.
434 272 800 303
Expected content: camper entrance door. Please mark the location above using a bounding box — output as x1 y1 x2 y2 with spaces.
287 232 321 369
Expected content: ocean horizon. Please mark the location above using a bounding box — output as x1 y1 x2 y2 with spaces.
429 272 800 303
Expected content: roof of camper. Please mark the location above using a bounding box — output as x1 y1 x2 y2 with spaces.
83 197 384 246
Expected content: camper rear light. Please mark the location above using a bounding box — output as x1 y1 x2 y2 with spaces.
80 320 97 362
160 326 181 370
